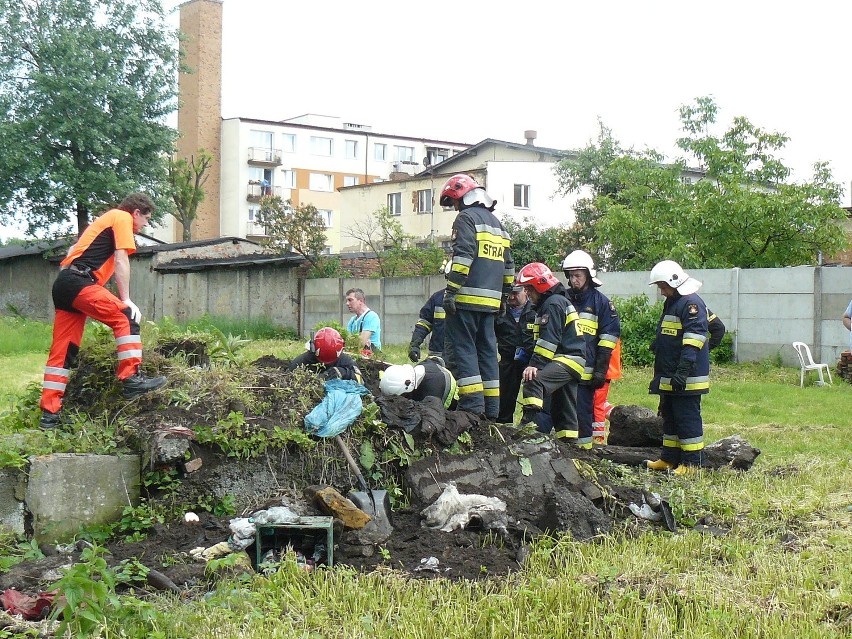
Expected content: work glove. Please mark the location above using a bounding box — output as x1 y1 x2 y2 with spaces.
670 359 693 392
443 291 457 316
590 348 612 389
322 367 342 380
408 344 421 363
123 299 141 323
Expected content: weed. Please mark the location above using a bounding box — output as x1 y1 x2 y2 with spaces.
194 411 314 460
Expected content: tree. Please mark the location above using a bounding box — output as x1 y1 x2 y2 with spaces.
0 0 179 237
257 196 328 269
501 215 569 271
554 98 847 270
347 207 445 277
167 150 212 242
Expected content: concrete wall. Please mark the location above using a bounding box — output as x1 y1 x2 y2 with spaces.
306 266 852 366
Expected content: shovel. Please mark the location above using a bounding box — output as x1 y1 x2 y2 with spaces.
334 435 391 527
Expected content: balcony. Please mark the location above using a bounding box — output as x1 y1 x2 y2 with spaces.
247 147 282 166
245 221 269 237
246 182 283 202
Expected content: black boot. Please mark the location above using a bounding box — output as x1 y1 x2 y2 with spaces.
39 410 62 430
123 372 167 399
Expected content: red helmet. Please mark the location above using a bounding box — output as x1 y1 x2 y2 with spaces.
312 327 344 364
516 262 560 293
440 174 480 207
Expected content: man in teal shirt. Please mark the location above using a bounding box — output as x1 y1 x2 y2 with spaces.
345 288 381 352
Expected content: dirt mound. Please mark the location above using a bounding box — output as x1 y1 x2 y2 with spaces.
1 348 759 598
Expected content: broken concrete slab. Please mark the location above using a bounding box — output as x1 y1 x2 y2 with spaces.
607 405 663 447
0 468 27 536
26 453 141 544
595 434 760 471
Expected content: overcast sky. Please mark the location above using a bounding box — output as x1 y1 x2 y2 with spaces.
212 0 851 199
2 0 849 241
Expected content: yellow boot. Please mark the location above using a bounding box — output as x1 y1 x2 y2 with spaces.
646 459 676 471
672 464 698 477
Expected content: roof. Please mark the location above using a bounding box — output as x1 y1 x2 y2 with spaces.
416 138 571 177
0 240 68 261
155 252 304 273
134 236 262 256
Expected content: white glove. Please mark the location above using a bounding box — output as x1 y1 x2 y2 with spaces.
123 299 141 323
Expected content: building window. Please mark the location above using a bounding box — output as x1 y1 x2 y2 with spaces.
282 134 296 153
393 145 415 163
248 205 260 222
309 173 333 192
415 188 433 214
343 175 360 187
311 136 333 156
514 184 530 208
426 147 448 166
345 140 358 159
250 129 273 150
281 170 296 188
374 143 386 161
387 192 401 216
316 209 333 228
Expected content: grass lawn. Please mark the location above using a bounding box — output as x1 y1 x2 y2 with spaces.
1 319 850 638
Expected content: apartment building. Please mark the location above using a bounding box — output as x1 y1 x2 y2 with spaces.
338 135 579 252
216 114 470 253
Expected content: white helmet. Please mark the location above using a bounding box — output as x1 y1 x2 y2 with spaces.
649 260 702 295
379 364 423 395
562 250 602 287
460 187 496 211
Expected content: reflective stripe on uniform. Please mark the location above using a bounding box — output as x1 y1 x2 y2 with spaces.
659 375 710 392
416 319 432 331
44 366 70 377
683 331 707 349
116 335 141 346
457 374 484 394
117 349 143 361
680 435 704 451
482 379 499 397
42 381 66 391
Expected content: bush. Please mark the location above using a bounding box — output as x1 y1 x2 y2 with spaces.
711 331 735 364
612 295 662 367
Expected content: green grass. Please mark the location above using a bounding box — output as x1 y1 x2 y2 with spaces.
0 316 53 355
1 320 851 638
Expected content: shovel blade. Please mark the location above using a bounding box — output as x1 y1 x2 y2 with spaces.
349 489 391 523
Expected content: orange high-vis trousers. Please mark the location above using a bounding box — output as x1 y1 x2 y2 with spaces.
40 285 142 414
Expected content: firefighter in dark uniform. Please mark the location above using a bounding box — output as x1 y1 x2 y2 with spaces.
288 327 363 383
515 262 586 442
440 174 514 418
379 358 458 409
707 309 726 350
647 260 710 476
408 278 448 361
562 250 621 448
495 285 536 423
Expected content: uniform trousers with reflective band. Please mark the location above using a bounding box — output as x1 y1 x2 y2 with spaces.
593 382 612 422
658 394 704 466
575 384 596 446
497 358 525 423
40 284 142 414
444 310 499 417
521 361 578 438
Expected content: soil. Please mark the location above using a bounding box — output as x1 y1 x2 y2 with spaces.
1 346 697 602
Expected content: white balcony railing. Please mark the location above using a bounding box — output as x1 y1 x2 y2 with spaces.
247 147 282 164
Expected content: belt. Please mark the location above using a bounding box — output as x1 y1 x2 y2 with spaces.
66 264 96 282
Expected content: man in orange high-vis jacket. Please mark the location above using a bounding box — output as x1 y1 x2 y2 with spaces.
39 193 167 429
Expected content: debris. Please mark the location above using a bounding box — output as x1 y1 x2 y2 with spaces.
182 457 203 473
413 556 441 573
0 589 56 620
184 512 200 524
228 517 256 550
251 506 299 526
420 483 508 533
304 485 372 529
190 541 232 561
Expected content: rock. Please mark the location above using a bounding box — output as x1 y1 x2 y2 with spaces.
607 405 663 447
182 457 203 474
537 491 611 540
703 434 760 470
304 485 371 530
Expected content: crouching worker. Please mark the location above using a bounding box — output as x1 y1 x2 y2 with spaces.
288 327 363 383
515 263 586 444
379 357 458 409
39 193 167 430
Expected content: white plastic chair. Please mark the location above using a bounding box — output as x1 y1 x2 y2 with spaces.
792 342 832 387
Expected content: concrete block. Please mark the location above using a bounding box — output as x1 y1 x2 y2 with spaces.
0 468 27 536
26 453 141 544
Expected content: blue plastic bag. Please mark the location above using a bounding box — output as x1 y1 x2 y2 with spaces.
304 379 370 438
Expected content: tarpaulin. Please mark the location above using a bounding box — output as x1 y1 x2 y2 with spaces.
304 379 370 438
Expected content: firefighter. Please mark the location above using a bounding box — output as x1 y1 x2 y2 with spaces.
407 262 451 361
562 250 621 448
495 285 536 424
440 174 514 419
515 262 586 442
288 327 363 383
379 357 458 409
39 193 167 430
647 260 710 476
